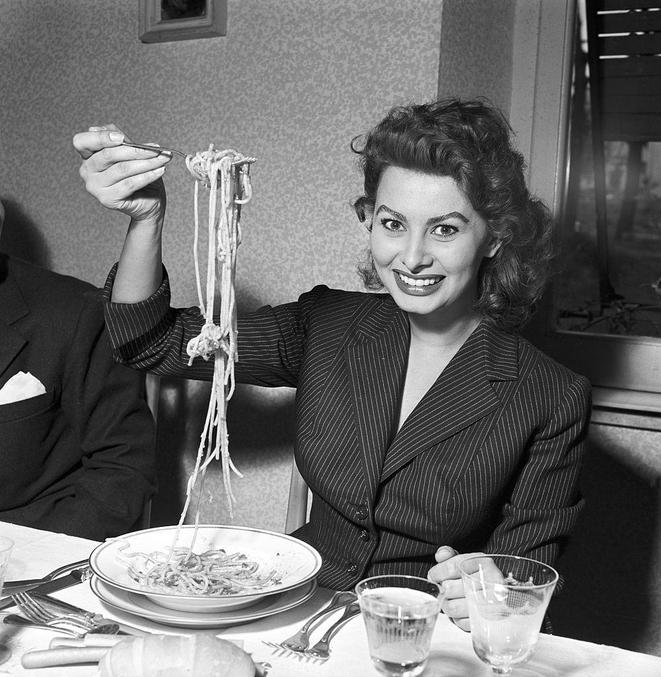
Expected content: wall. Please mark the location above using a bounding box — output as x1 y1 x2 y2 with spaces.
437 0 515 115
0 0 442 307
0 0 443 530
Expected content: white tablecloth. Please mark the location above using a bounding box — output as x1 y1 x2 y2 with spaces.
1 522 660 676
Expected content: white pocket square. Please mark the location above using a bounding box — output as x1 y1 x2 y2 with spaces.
0 371 47 405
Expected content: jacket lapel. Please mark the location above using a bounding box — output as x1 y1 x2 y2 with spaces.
346 297 409 501
0 257 29 379
381 322 519 481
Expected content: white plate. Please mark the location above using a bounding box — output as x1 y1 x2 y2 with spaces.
90 575 317 628
89 525 322 613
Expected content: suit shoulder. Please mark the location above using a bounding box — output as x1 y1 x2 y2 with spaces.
8 257 101 319
517 334 591 392
299 284 390 316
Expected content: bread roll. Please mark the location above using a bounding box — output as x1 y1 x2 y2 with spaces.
97 634 255 677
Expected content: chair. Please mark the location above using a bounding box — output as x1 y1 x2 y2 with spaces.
145 372 161 423
136 372 161 530
584 0 661 303
284 461 311 534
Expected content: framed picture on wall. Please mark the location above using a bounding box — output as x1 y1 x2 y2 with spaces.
139 0 227 44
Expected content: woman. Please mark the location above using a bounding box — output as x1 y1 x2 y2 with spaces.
73 99 591 630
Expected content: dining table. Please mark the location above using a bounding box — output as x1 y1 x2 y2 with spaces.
1 521 660 677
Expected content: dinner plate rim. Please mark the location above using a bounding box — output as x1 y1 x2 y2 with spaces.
89 524 322 605
90 574 318 627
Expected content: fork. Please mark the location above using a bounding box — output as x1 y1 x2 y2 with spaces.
264 590 357 655
305 601 361 662
3 614 120 637
121 141 256 168
12 592 97 632
121 140 188 158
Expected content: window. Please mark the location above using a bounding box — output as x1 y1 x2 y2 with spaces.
522 0 661 411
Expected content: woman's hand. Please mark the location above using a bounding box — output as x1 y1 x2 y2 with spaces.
72 124 171 225
428 546 484 632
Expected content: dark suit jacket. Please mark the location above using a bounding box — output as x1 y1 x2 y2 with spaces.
104 269 591 589
0 255 156 540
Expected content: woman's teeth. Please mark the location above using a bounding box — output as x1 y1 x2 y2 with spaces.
397 272 442 287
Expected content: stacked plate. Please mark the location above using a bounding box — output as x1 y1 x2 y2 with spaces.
88 525 321 628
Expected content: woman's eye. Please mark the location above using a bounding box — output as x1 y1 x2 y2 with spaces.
380 218 404 232
432 223 459 238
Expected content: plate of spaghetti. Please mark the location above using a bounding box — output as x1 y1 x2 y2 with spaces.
90 525 322 613
90 576 318 628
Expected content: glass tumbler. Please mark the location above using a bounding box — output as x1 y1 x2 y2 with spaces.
355 574 442 677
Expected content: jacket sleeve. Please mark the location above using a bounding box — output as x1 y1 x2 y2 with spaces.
36 289 156 540
102 263 312 388
483 373 591 570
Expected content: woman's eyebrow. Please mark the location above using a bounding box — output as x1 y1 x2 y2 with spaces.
427 211 469 225
375 204 469 224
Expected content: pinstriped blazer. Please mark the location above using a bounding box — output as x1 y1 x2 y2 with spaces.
104 268 591 590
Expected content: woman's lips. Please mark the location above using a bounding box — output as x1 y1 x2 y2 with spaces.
393 271 444 296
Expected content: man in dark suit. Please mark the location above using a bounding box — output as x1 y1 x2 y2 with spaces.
0 200 156 540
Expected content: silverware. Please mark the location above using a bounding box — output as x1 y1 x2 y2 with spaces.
305 601 361 662
24 590 144 635
265 590 357 655
3 613 120 637
120 141 256 168
2 558 89 592
11 591 131 635
121 141 188 158
27 592 105 625
0 568 89 612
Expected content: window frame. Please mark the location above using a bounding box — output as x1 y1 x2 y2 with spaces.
514 0 661 411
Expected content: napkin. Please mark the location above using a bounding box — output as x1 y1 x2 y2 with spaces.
0 371 46 405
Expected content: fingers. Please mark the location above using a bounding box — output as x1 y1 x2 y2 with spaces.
434 545 458 564
73 126 126 160
83 164 168 212
429 549 487 585
435 578 470 632
427 548 480 633
75 132 170 213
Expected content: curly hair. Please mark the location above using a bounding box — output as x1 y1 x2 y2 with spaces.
351 98 554 331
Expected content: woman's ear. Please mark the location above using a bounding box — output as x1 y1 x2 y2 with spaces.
353 196 374 229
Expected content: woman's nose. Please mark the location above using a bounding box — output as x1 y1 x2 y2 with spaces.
401 235 433 271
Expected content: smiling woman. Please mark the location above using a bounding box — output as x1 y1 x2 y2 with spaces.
73 97 591 632
369 169 499 320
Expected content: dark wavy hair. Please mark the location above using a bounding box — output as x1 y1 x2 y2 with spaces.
351 98 554 331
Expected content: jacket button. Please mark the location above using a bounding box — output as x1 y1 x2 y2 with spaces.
355 507 369 520
347 563 358 574
359 529 370 541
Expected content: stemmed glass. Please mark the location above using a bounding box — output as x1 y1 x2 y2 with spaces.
0 536 15 664
459 554 558 675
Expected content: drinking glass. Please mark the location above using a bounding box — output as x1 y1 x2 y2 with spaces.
355 574 442 677
459 554 558 675
0 536 14 664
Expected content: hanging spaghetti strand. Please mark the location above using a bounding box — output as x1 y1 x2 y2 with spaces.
183 145 256 521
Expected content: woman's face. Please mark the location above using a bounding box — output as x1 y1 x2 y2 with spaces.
369 166 500 322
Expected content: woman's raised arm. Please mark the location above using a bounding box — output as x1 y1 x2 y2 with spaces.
73 124 172 302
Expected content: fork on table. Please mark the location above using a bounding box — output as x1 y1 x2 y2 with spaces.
264 590 356 656
264 592 360 662
304 601 361 662
11 591 103 634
